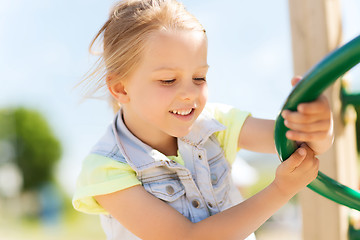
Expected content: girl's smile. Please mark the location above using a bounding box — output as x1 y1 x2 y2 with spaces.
169 108 193 116
169 107 196 121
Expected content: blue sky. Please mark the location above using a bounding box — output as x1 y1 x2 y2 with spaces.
1 0 359 195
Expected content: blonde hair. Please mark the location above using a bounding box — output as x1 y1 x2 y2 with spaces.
80 0 206 112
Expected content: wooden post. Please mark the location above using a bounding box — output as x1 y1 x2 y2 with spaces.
288 0 358 239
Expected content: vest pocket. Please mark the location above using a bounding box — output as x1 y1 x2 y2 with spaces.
144 180 185 201
143 180 186 215
208 156 231 208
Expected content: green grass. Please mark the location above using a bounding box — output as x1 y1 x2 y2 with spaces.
0 205 105 240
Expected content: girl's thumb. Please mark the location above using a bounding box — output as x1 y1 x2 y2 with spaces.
283 147 306 171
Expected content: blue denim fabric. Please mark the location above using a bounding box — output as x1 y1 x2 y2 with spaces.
92 108 256 240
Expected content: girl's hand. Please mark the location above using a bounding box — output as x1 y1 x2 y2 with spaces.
281 76 334 155
273 144 319 197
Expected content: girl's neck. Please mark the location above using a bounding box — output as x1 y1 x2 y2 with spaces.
121 110 179 156
149 137 178 156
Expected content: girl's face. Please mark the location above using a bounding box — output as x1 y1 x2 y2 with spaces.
119 30 208 146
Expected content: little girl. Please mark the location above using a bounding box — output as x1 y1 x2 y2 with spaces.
73 1 334 239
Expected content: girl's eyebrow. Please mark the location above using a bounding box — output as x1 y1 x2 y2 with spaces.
152 65 210 72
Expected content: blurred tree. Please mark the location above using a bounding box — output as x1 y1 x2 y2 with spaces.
0 107 62 191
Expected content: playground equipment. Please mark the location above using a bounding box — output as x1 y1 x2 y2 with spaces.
275 34 360 210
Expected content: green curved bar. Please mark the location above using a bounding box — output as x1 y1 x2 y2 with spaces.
274 34 360 210
341 87 360 107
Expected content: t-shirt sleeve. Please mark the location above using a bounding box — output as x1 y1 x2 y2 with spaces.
72 154 141 215
207 103 251 165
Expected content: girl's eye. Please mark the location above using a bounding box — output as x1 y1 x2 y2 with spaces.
160 79 176 85
193 77 206 82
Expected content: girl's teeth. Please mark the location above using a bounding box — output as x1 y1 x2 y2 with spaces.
171 109 192 115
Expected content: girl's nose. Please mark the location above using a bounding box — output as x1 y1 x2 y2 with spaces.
178 81 198 101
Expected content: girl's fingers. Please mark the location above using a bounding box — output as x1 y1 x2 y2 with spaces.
275 144 318 195
282 110 327 124
281 95 331 124
297 96 330 114
291 76 302 87
284 119 331 133
303 156 320 179
285 130 329 142
282 144 317 173
282 147 307 172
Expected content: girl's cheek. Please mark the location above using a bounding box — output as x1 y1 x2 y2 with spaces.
201 85 209 100
155 87 177 100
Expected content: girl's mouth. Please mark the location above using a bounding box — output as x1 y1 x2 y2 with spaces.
169 108 193 116
169 108 195 121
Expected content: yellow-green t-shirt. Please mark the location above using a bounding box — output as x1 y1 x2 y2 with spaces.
73 103 250 214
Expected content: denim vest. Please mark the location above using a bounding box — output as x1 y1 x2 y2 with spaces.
91 108 256 240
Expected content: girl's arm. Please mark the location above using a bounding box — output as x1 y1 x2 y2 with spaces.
95 145 318 240
237 117 276 154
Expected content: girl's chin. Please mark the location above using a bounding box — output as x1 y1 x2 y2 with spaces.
169 128 193 138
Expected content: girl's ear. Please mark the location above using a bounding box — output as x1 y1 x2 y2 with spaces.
107 76 130 104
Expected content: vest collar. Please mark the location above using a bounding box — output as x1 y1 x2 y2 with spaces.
112 108 225 171
179 109 226 146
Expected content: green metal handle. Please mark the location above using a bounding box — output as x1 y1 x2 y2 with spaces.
275 34 360 210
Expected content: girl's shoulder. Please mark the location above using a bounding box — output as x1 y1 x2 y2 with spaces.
205 103 251 165
73 153 140 214
204 102 250 124
89 123 127 164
